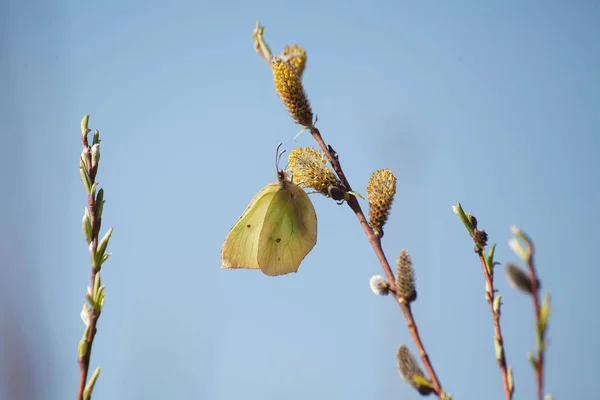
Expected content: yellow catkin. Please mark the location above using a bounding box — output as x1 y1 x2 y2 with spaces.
395 250 416 302
288 147 340 195
366 169 397 236
279 44 307 79
272 57 313 128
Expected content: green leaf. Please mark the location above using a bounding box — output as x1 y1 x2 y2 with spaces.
80 304 91 327
80 152 88 170
93 273 101 291
487 243 497 274
95 189 105 217
90 182 98 199
539 291 552 332
538 291 552 345
93 129 101 145
89 242 97 268
452 202 474 235
78 325 90 358
412 375 435 395
95 286 105 309
82 211 93 242
92 273 104 307
494 338 504 361
79 164 92 194
95 228 113 267
493 294 502 313
78 332 89 359
83 366 101 400
101 253 111 265
91 143 100 167
413 375 432 388
85 291 95 308
81 115 90 137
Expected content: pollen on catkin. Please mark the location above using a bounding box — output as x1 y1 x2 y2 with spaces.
396 345 434 396
369 275 390 296
278 44 307 79
367 169 397 237
272 57 313 128
395 250 416 303
288 147 341 196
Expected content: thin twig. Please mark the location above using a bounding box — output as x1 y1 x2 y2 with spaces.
309 128 444 398
309 129 396 286
77 127 102 400
476 249 513 400
525 242 544 400
400 303 441 390
312 128 443 396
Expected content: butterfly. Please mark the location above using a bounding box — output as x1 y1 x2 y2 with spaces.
221 145 317 276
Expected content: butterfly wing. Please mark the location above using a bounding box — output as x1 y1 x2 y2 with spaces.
221 183 281 270
257 179 317 276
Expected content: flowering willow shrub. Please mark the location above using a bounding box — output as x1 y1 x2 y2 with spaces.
72 22 553 400
247 21 553 400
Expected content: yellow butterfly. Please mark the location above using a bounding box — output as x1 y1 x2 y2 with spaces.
221 146 317 276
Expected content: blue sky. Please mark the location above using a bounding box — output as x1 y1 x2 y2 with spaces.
2 1 599 399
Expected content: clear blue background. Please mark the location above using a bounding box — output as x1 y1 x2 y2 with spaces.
2 1 598 399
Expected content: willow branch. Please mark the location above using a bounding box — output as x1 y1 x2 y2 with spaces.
77 126 102 400
476 249 513 400
77 116 112 400
525 243 544 400
309 128 444 398
309 129 396 286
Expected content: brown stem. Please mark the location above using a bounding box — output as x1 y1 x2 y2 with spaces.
526 244 544 400
400 303 440 393
476 250 513 400
77 134 102 400
77 308 99 400
309 129 396 287
309 128 444 398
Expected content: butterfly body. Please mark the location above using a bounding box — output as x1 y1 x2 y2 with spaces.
221 170 317 276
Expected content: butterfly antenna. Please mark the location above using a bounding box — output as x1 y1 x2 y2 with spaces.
275 142 286 172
